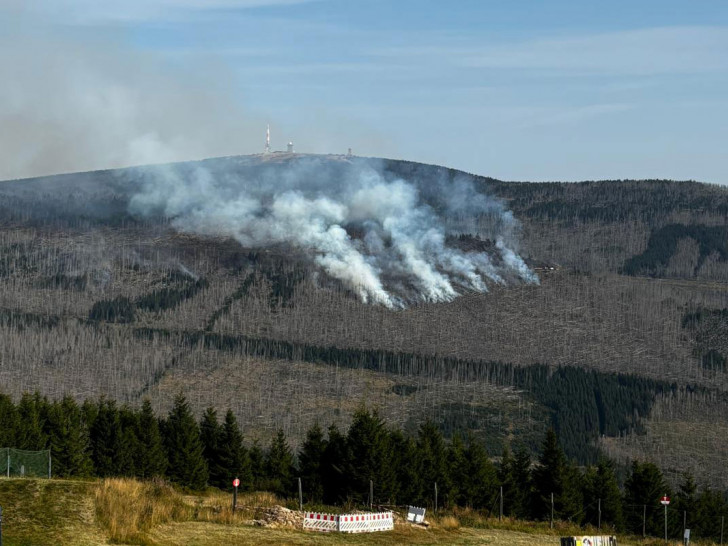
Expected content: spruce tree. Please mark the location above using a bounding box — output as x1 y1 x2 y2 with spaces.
532 429 582 522
199 407 224 487
464 436 498 510
218 410 251 491
0 392 17 448
390 429 423 506
583 458 623 531
15 392 47 450
298 423 327 503
117 405 139 476
265 429 295 498
45 396 93 477
249 440 265 491
164 394 208 490
447 434 469 507
321 424 349 504
135 400 167 478
623 461 672 537
90 399 123 477
416 421 449 507
347 409 397 504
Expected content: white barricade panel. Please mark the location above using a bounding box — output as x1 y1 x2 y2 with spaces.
303 512 339 532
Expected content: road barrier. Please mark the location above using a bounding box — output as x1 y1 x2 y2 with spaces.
303 511 394 533
560 537 617 546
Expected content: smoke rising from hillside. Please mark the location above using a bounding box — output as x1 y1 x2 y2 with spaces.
129 157 537 306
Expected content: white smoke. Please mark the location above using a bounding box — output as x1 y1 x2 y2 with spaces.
129 157 538 307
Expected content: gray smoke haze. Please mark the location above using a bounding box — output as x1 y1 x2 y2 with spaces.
0 13 265 181
129 157 538 307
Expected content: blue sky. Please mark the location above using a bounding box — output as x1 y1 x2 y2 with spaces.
3 0 728 183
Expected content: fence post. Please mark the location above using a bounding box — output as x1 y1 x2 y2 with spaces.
5 451 8 478
298 477 303 511
683 510 686 539
664 503 668 544
598 498 601 530
48 450 51 479
499 486 503 521
434 482 438 514
0 505 3 546
643 504 647 538
721 515 724 545
369 480 373 510
550 493 554 529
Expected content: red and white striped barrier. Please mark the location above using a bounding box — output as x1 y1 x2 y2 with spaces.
302 512 339 532
339 512 394 533
303 511 394 533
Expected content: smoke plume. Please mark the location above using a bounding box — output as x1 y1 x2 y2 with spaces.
129 156 537 307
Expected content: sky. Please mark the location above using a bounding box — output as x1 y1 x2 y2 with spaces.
1 0 727 183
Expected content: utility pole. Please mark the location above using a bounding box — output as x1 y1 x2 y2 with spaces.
550 493 554 529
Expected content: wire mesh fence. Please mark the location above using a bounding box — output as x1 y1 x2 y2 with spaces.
0 448 51 478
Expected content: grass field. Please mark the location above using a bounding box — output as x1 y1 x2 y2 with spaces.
0 478 710 545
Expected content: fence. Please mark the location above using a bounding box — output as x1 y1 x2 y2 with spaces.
0 448 51 478
303 511 394 533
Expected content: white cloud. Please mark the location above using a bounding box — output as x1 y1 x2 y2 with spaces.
369 26 728 76
4 0 323 24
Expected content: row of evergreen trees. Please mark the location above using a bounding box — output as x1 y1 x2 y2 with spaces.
1 392 726 540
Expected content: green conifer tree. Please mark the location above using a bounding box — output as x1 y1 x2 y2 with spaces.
164 394 208 490
265 429 295 498
135 400 167 478
390 429 422 506
218 410 251 491
623 461 672 537
15 392 47 450
0 393 17 448
45 396 93 477
417 421 450 507
199 407 224 487
447 434 469 507
90 399 124 477
249 440 265 491
346 409 397 504
298 423 327 503
532 429 582 522
321 424 349 504
464 435 498 510
583 458 624 531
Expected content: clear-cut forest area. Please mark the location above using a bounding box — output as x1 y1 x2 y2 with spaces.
2 154 728 489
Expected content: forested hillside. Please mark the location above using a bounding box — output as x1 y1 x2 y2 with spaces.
1 154 727 489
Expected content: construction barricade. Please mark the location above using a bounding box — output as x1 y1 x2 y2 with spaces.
560 537 617 546
303 511 394 533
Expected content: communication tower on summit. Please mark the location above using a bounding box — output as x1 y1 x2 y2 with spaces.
264 124 271 154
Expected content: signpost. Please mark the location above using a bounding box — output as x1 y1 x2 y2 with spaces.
661 495 671 543
232 477 240 513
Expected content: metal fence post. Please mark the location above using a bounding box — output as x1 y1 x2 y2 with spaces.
499 486 503 521
369 480 373 510
48 450 51 479
721 515 724 545
298 478 303 511
643 504 647 538
550 493 554 529
598 498 601 530
434 482 438 514
5 451 8 478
